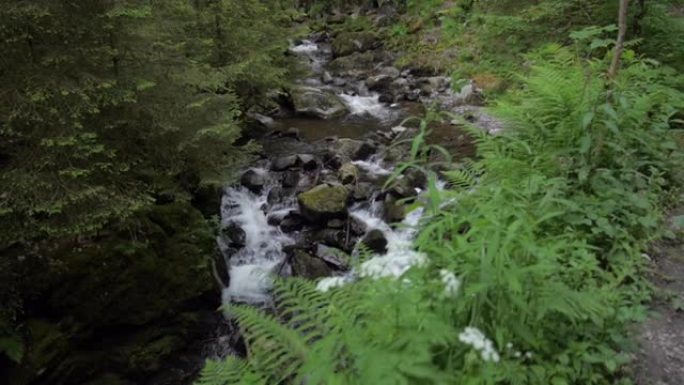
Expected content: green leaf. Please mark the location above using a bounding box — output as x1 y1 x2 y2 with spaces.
0 336 24 363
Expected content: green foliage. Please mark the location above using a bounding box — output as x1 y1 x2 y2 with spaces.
198 49 682 384
0 1 289 248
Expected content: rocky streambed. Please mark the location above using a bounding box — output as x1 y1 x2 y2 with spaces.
209 30 487 359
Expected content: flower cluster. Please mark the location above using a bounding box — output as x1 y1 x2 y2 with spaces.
439 269 460 296
458 327 500 363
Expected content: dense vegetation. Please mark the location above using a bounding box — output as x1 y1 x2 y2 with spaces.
0 1 291 383
1 0 682 384
198 1 684 385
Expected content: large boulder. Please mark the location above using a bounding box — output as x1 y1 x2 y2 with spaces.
331 31 380 58
298 184 350 223
290 87 348 120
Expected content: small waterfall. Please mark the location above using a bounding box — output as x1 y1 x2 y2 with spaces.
219 181 295 304
316 204 427 291
290 39 330 75
352 155 393 178
339 93 392 121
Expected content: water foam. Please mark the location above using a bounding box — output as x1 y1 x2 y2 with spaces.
220 181 295 304
339 94 392 121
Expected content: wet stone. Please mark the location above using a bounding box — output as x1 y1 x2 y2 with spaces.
327 219 345 229
361 229 388 255
280 213 305 233
291 249 332 280
282 170 300 188
271 155 298 171
240 169 266 194
298 154 318 171
339 163 359 185
315 244 350 270
222 223 246 248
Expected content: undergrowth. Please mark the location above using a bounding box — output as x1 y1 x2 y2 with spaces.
197 45 683 385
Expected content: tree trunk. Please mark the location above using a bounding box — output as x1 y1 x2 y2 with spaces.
608 0 630 79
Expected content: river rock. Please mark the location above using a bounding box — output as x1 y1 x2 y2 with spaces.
315 244 351 270
270 155 298 171
367 74 394 92
387 177 419 200
298 184 350 223
240 169 266 193
336 138 377 161
350 215 368 235
454 82 485 106
280 213 305 233
404 168 428 190
291 249 332 279
361 229 388 254
267 186 285 205
383 195 406 223
327 219 345 229
328 51 377 74
417 76 450 96
331 31 380 58
378 93 394 104
322 71 334 84
297 154 318 170
282 170 300 188
333 77 347 87
339 162 359 185
222 222 246 248
405 89 420 101
291 87 348 119
313 228 350 251
352 182 374 201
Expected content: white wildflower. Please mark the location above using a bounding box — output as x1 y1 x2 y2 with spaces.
458 327 500 363
316 276 349 292
439 269 461 296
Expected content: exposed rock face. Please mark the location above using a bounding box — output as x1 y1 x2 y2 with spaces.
290 87 348 119
298 184 350 223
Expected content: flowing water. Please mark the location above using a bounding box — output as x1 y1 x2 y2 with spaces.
217 40 419 307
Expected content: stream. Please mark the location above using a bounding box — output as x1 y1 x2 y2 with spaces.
206 31 488 362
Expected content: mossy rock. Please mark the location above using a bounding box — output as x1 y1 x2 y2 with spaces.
290 87 348 120
291 250 332 279
298 184 350 224
331 31 381 58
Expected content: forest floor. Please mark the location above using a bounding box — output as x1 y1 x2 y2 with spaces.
637 202 684 385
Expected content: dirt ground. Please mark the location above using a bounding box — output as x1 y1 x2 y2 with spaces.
636 205 684 385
